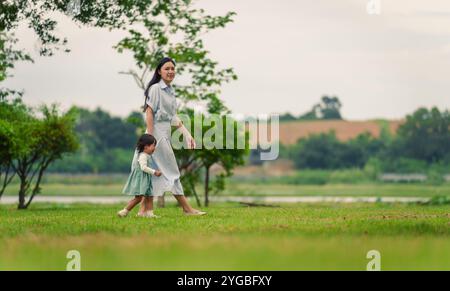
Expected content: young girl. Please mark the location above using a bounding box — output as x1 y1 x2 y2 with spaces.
117 134 162 218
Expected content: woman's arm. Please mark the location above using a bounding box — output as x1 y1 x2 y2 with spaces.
172 114 182 129
172 115 196 149
146 107 154 135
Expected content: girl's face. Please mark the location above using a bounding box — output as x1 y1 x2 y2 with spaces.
143 143 156 154
159 62 176 84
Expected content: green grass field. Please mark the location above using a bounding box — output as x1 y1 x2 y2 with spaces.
0 202 449 270
4 172 449 198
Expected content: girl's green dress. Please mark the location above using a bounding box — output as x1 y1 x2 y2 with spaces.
122 152 153 196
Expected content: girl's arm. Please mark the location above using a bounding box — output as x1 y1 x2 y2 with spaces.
138 153 156 175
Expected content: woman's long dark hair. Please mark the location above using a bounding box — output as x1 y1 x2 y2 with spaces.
143 57 176 113
136 134 157 153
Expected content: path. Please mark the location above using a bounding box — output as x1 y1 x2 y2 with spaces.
0 195 430 204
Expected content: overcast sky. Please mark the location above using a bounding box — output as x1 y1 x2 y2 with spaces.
3 0 450 120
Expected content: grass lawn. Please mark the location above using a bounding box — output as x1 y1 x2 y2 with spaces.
3 182 450 197
0 202 449 270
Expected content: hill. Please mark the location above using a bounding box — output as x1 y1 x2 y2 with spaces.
276 119 402 145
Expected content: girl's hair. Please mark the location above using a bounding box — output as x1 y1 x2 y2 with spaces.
136 134 157 153
143 57 176 113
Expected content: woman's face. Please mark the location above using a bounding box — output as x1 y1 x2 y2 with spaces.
159 61 176 83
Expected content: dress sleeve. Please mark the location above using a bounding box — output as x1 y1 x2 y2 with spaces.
146 85 160 114
138 153 156 175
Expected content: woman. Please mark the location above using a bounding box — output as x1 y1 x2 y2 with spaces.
143 57 206 216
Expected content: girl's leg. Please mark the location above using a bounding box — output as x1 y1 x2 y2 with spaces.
118 196 143 217
139 196 154 214
125 196 143 211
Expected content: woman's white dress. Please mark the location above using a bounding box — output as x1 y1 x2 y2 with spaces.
143 79 184 196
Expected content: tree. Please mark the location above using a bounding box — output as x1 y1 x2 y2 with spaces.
74 107 139 152
1 1 246 206
319 96 342 120
0 120 15 198
175 113 249 207
11 104 79 209
279 112 298 122
113 1 241 206
114 1 237 106
0 32 31 100
389 107 450 163
1 1 204 98
299 96 343 120
47 106 143 173
0 97 29 198
289 131 383 170
290 131 344 169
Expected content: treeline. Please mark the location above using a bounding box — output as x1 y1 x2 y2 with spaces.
48 105 449 177
279 107 450 177
279 95 343 121
48 107 145 173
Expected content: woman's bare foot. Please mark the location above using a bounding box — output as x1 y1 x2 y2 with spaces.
183 209 207 216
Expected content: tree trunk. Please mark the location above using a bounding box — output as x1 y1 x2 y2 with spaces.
25 160 50 209
18 179 27 210
190 180 202 207
204 166 210 207
157 195 165 208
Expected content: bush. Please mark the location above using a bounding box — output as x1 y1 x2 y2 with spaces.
378 158 428 173
289 131 385 170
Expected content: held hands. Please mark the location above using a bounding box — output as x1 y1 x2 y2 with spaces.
154 170 162 177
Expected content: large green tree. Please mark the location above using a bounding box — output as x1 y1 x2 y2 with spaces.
113 1 246 206
48 106 144 173
0 98 79 209
389 107 450 163
0 97 29 198
12 104 79 209
299 96 343 120
175 113 249 206
1 1 247 206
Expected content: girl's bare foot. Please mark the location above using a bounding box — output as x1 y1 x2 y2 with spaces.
137 211 159 218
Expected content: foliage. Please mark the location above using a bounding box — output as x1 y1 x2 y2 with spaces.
0 98 79 209
279 96 344 122
48 107 143 173
175 112 249 206
387 107 450 163
284 107 448 173
0 98 30 197
287 131 383 169
111 1 244 205
299 95 343 120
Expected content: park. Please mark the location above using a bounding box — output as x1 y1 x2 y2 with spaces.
0 1 449 272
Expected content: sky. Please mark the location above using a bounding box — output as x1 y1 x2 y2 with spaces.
3 0 450 120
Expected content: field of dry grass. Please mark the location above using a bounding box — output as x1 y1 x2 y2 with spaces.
277 119 403 145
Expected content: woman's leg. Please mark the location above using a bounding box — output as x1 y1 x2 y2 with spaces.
173 194 202 213
125 196 143 211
